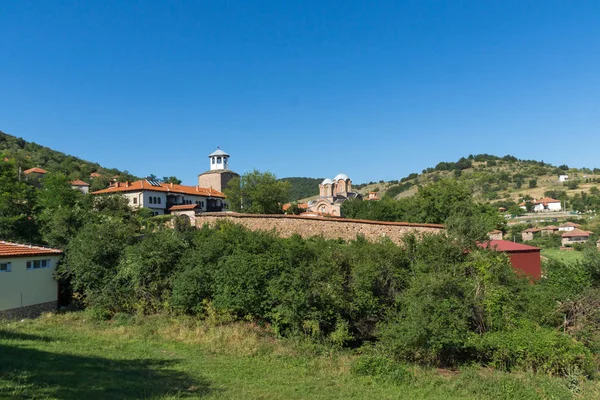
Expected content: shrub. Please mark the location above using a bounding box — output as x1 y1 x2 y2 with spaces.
351 354 414 384
472 321 595 377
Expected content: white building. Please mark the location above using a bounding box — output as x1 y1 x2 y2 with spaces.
0 241 63 319
70 179 90 194
92 179 226 216
559 175 569 182
532 197 562 212
558 222 582 232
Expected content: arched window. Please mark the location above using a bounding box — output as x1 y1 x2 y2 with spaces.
212 158 215 164
158 197 161 204
149 196 153 204
217 157 222 163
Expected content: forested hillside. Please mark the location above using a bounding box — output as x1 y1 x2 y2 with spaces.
279 177 323 201
0 130 138 188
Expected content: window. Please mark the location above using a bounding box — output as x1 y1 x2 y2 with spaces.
157 197 161 204
201 201 205 208
27 259 52 270
149 196 153 204
212 158 215 164
133 198 137 204
217 157 222 163
0 262 11 272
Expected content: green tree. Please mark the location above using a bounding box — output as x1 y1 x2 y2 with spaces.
0 161 39 242
224 170 290 214
529 179 537 189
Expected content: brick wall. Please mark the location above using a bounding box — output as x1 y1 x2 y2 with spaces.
195 213 444 245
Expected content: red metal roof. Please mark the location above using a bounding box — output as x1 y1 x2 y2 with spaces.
479 240 540 252
0 241 63 257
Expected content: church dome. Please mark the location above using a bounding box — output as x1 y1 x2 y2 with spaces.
321 178 334 185
333 173 350 181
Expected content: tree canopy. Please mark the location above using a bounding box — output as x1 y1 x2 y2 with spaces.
224 169 291 214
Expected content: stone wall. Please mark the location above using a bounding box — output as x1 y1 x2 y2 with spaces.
0 301 57 320
195 213 444 245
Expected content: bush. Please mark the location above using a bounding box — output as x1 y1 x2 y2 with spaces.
351 354 414 384
472 321 595 377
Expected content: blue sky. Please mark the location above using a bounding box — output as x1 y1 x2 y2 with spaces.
1 1 599 185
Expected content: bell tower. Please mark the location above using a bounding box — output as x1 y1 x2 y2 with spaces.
198 147 239 193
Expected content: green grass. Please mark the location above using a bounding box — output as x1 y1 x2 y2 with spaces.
1 312 598 399
541 248 585 263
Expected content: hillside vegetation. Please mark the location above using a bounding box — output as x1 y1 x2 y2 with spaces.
0 130 138 187
279 177 323 201
355 154 600 209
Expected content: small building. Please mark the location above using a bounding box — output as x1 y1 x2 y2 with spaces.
367 192 380 201
561 229 592 246
559 175 569 182
90 172 102 179
70 179 90 194
488 230 503 240
558 222 582 232
479 240 541 280
532 197 562 212
521 228 540 241
540 225 559 236
23 167 49 175
0 241 63 319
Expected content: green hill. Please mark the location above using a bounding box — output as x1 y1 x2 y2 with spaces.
279 177 324 202
0 130 138 188
354 154 600 211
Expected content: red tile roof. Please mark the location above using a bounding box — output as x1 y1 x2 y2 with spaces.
70 179 89 186
0 241 63 257
23 167 49 175
282 203 309 211
522 228 540 233
168 204 201 211
559 222 581 228
92 180 226 198
534 197 561 205
90 172 102 178
562 229 592 238
541 225 559 230
479 240 540 253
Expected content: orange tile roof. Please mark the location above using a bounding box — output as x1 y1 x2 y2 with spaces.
534 197 561 205
23 167 49 175
562 229 592 238
541 225 559 230
0 241 62 257
90 172 102 178
522 228 540 233
559 222 581 228
282 203 309 211
91 180 226 198
169 204 201 211
70 179 89 186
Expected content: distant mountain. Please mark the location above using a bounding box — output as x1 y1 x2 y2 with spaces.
0 130 138 189
279 177 324 202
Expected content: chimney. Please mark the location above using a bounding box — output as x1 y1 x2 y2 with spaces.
170 182 174 188
125 181 129 187
115 182 120 188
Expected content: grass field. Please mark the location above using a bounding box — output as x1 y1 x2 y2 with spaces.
541 248 585 263
1 312 599 400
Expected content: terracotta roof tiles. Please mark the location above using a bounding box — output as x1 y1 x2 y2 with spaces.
92 180 226 198
23 167 49 175
70 179 89 186
0 241 62 257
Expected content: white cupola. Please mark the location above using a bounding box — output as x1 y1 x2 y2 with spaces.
209 147 230 171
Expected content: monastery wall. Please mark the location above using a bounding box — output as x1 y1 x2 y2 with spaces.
194 213 445 245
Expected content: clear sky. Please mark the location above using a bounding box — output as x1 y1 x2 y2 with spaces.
1 1 599 185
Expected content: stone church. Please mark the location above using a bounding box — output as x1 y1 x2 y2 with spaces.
307 173 362 216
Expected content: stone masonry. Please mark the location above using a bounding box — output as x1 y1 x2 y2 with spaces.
195 213 445 245
0 301 57 320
